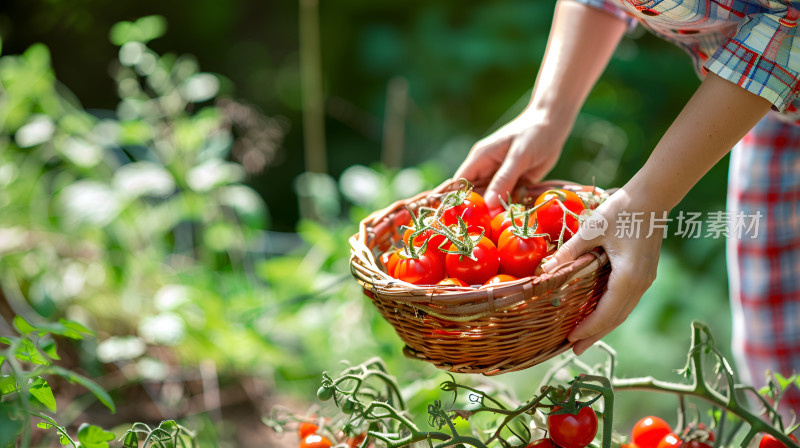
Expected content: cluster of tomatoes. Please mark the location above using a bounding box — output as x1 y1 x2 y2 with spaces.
621 415 797 448
297 421 366 448
379 182 589 287
526 403 599 448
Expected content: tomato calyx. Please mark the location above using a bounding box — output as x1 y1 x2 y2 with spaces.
432 215 486 262
506 207 548 240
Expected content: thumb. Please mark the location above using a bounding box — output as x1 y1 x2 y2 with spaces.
541 232 593 274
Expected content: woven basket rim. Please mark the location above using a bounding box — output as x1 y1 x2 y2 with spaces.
349 178 608 306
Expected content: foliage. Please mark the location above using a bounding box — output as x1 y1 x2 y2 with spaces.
268 322 799 448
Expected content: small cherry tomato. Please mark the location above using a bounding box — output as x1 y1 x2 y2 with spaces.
437 277 469 287
444 235 499 285
394 246 445 285
497 226 548 278
300 434 332 448
533 189 585 243
346 433 367 447
656 433 682 448
442 191 492 234
547 405 598 448
298 422 319 439
632 416 672 448
482 274 518 286
759 433 799 448
380 249 401 276
489 204 528 244
316 385 334 401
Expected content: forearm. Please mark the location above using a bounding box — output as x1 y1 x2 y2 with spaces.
624 72 773 211
527 0 628 125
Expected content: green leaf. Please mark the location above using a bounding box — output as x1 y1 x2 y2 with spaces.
158 420 178 432
0 375 17 395
775 372 796 390
43 365 115 413
0 355 5 368
109 16 166 45
122 431 139 448
77 423 115 448
0 337 14 346
29 377 57 412
58 319 95 339
12 315 36 335
15 339 50 365
41 339 60 361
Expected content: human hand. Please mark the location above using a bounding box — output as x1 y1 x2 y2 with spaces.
454 110 569 211
541 187 664 356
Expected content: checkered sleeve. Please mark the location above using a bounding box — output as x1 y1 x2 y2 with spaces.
705 2 800 111
568 0 638 31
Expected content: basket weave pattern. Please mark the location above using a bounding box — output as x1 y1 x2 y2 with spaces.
349 180 611 375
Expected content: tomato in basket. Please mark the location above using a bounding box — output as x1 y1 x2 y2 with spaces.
533 189 586 243
444 234 499 285
441 190 492 235
497 224 548 278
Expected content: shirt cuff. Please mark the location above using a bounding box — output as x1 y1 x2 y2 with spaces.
704 13 800 112
568 0 639 32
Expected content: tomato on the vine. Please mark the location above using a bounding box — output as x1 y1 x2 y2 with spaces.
632 416 672 448
490 205 527 244
655 433 682 448
442 191 492 235
533 189 585 243
403 223 448 254
683 441 712 448
547 405 598 448
300 434 332 448
316 385 334 401
298 422 319 439
444 235 499 285
394 239 445 285
759 433 799 448
497 226 548 278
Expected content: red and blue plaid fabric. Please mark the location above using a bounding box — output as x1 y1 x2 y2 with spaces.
728 112 800 419
572 0 800 417
574 0 800 118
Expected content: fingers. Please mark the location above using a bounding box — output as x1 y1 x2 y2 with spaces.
567 255 657 354
541 231 593 273
454 138 507 186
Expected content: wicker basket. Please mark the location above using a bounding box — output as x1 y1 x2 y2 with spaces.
349 179 611 375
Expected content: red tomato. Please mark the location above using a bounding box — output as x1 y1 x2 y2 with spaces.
380 250 400 276
437 277 469 287
533 189 585 243
444 236 499 285
497 227 548 278
527 439 558 447
621 444 640 448
489 205 528 244
403 223 448 254
346 433 366 447
759 433 799 448
632 416 672 448
298 422 319 439
547 405 598 448
656 433 682 448
300 434 332 448
442 191 492 235
482 274 518 286
394 248 445 285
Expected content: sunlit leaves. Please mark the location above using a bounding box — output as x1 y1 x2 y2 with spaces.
77 423 115 448
29 377 57 412
109 15 167 45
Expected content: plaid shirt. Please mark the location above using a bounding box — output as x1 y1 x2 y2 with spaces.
574 0 800 120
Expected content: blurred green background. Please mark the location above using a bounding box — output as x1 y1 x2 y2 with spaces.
0 0 735 446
